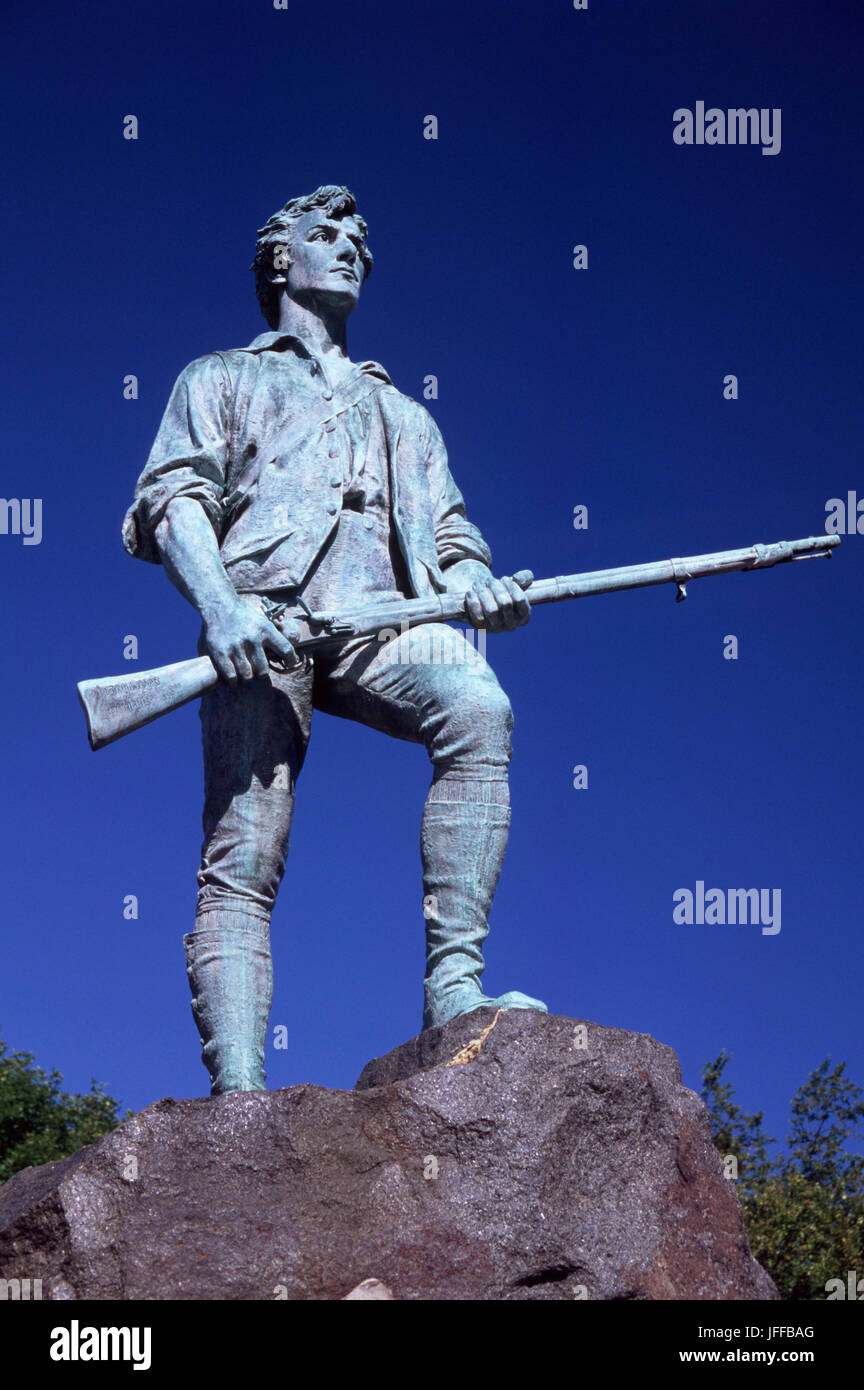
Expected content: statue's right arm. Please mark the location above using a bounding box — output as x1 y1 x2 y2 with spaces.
123 355 295 683
153 498 296 684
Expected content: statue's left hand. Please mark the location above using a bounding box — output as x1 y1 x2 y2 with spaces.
464 571 533 633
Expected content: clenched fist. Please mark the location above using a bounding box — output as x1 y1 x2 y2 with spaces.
203 601 298 683
464 570 534 634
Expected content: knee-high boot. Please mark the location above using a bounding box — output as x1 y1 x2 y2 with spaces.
183 910 273 1095
420 798 547 1030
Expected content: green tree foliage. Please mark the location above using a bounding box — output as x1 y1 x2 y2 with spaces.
701 1052 864 1300
0 1035 132 1185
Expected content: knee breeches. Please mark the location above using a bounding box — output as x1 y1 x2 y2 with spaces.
196 620 513 918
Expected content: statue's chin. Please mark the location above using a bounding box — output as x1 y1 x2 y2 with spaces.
311 283 359 315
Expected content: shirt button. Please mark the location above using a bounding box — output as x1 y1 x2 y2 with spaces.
328 447 339 458
363 516 374 530
327 503 338 515
330 476 341 487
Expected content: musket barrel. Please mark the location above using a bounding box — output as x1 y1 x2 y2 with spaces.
521 536 839 606
282 536 840 639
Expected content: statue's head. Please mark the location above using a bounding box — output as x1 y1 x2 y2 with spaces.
252 185 373 328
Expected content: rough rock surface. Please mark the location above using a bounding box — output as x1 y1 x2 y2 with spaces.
0 1010 777 1300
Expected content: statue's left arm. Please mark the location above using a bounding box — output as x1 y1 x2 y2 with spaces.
421 408 531 634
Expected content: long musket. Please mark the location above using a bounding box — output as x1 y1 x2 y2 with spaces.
77 534 839 751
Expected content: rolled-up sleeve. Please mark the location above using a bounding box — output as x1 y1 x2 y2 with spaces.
122 354 231 564
421 408 493 572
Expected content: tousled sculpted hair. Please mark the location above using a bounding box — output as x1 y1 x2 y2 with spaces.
251 185 373 329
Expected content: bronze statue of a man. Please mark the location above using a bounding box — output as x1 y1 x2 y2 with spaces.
123 185 547 1095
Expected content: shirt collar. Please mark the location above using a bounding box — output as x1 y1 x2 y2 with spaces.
244 329 300 352
242 329 392 384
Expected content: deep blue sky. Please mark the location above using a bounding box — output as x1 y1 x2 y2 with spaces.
1 0 861 1152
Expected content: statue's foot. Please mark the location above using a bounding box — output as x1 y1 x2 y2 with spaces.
424 985 547 1031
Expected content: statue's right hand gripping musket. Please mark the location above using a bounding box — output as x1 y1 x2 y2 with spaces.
77 534 839 751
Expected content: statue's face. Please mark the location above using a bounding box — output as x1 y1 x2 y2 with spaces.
282 209 368 313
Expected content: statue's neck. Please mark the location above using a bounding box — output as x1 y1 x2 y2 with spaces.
276 295 348 359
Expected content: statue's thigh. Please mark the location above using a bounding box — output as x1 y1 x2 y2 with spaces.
200 662 314 830
314 624 507 749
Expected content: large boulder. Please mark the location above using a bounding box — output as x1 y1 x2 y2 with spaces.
0 1010 777 1300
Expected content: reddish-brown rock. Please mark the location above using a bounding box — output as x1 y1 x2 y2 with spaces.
0 1010 777 1300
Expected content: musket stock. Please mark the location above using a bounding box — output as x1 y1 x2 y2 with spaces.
77 534 839 750
77 656 220 750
